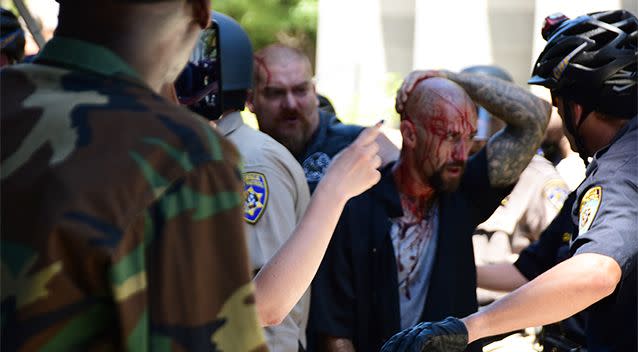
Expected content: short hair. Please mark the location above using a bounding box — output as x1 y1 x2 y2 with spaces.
253 43 312 86
404 77 474 124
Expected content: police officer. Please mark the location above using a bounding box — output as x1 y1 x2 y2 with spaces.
179 13 312 351
381 9 637 352
175 13 383 351
478 190 588 350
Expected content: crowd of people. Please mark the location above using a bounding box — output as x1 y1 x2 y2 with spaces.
1 2 636 352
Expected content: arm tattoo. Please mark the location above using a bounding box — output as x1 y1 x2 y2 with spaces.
445 71 551 187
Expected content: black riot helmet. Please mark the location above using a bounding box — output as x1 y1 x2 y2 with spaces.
529 10 637 119
461 65 513 141
1 8 25 64
175 12 253 120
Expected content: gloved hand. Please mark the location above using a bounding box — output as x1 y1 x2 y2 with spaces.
380 317 468 352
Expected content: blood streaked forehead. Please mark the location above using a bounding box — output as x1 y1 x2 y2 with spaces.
405 78 477 135
254 44 312 88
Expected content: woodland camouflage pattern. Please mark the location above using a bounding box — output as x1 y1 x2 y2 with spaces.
0 45 267 351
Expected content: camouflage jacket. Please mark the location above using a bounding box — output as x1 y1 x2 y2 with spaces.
0 37 266 351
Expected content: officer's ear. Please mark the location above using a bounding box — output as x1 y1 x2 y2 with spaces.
569 101 584 125
400 118 417 149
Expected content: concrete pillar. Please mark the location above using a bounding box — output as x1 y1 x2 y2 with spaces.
413 0 492 72
315 0 388 123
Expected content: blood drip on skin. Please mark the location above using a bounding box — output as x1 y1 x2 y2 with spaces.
398 94 474 219
394 86 474 300
424 90 474 169
254 56 272 86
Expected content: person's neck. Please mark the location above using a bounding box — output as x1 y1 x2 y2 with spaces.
57 33 163 90
581 113 630 156
392 160 437 219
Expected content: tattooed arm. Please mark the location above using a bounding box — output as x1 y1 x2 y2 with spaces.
444 71 550 187
396 70 551 187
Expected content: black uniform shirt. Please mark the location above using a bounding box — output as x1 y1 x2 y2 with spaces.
570 116 637 352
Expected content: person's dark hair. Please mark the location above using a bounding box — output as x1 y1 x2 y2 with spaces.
529 10 637 119
222 90 248 111
0 8 25 63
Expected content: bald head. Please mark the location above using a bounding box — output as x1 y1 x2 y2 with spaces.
253 44 312 87
404 77 475 124
397 77 478 194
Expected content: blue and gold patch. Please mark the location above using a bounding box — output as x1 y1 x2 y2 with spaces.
243 172 268 224
579 186 602 234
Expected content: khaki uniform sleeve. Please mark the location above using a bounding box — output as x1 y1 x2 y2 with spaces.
476 166 538 235
242 163 309 268
242 160 311 350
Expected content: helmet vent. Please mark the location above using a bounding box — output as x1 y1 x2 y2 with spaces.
563 22 597 36
589 30 619 51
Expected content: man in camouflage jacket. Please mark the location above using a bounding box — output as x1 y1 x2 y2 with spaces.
0 0 266 350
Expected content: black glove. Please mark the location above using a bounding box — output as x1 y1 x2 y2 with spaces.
380 317 468 352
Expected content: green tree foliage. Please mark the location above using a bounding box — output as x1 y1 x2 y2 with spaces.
212 0 318 68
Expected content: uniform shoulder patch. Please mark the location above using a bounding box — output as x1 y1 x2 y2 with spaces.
543 179 569 210
578 186 602 234
243 172 268 224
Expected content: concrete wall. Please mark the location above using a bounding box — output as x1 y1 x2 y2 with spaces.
315 0 632 125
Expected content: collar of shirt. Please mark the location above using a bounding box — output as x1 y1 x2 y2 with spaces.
302 110 335 158
33 36 143 83
371 162 403 218
587 116 637 177
216 111 244 137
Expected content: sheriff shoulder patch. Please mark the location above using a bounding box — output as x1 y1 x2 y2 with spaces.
544 179 569 210
578 186 602 234
243 172 268 224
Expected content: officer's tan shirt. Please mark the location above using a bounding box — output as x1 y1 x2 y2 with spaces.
217 112 311 351
476 155 570 256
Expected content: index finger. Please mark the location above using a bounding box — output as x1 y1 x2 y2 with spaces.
353 120 383 146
